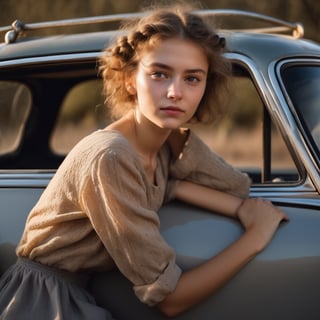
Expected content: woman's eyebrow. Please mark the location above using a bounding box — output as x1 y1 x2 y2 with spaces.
142 61 207 74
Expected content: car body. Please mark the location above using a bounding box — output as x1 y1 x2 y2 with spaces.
0 10 320 319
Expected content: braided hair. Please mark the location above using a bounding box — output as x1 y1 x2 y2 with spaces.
99 4 231 122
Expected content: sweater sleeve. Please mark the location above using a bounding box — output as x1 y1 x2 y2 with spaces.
79 148 181 306
168 130 251 199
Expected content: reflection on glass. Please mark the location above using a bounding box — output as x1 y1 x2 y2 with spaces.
0 81 32 154
282 65 320 152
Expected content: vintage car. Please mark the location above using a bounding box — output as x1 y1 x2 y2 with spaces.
0 9 319 319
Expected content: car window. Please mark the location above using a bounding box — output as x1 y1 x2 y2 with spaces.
50 79 111 154
281 64 320 156
188 68 299 185
51 67 299 185
0 81 32 154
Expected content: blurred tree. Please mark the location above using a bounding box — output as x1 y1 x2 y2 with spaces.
202 0 320 41
0 0 319 41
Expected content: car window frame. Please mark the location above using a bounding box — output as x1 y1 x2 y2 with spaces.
268 57 320 195
224 53 319 203
0 52 101 187
276 59 320 164
0 51 318 204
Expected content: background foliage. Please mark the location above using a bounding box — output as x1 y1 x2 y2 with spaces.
0 0 319 42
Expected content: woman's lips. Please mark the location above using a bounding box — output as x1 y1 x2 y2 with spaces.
160 106 184 116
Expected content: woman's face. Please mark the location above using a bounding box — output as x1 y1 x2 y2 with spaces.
131 37 208 130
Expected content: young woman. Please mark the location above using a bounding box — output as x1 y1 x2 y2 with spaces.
0 4 288 319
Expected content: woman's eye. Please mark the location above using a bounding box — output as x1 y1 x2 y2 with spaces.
150 71 167 80
186 76 201 83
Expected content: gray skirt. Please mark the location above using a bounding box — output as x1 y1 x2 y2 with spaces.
0 258 115 320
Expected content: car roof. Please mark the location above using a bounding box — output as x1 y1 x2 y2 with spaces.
0 31 117 62
225 32 320 65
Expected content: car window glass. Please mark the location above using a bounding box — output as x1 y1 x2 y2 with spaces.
188 73 298 184
189 76 263 168
281 65 320 154
51 73 298 185
50 79 111 154
0 81 32 154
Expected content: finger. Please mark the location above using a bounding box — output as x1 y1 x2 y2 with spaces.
266 201 289 221
275 207 289 222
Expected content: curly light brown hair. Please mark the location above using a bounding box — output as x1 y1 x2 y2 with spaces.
99 4 231 122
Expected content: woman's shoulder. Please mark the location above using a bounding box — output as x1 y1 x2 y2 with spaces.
77 129 133 153
63 129 138 169
48 129 141 190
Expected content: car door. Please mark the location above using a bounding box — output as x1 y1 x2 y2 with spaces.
89 59 320 320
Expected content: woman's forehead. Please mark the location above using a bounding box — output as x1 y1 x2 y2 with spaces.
139 38 208 71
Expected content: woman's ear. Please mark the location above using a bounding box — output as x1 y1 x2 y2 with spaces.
125 74 137 95
126 84 137 95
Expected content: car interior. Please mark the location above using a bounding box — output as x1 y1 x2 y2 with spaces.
0 60 300 185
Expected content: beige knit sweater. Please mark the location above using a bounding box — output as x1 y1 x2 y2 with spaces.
17 129 250 305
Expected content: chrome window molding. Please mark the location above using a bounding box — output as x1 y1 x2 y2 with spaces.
0 172 54 188
0 52 101 69
225 53 315 196
270 58 320 193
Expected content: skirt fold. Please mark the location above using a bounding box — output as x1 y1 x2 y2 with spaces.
0 258 114 320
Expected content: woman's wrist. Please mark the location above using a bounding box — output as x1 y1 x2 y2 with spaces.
234 198 247 219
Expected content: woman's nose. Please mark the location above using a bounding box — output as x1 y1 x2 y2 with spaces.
167 79 182 101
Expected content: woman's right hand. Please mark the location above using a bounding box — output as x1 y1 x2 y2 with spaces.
237 198 289 252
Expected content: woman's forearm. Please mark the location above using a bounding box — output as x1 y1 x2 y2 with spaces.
175 180 244 219
162 181 288 317
157 230 260 317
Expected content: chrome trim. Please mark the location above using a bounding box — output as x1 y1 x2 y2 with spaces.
0 12 146 33
0 172 54 188
0 52 101 68
1 10 304 44
252 194 320 208
269 58 320 193
225 52 316 195
251 174 316 194
198 10 303 38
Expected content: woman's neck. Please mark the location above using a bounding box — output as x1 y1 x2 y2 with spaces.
107 111 171 184
132 110 170 157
